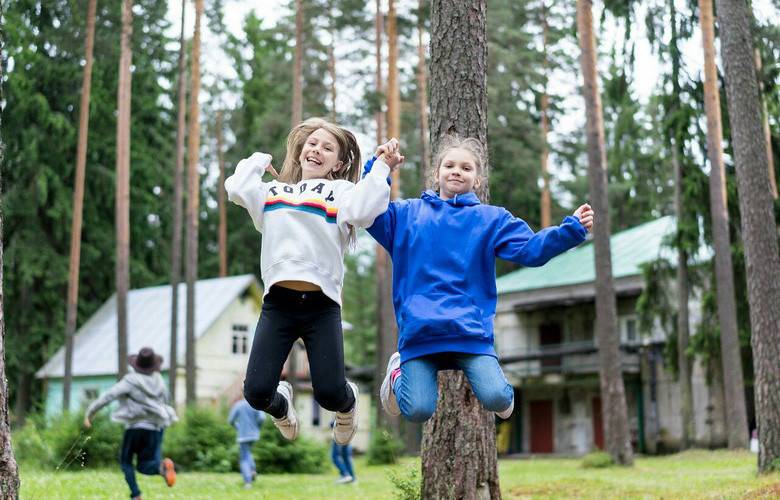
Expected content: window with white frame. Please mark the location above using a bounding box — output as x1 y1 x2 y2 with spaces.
232 324 249 354
620 316 639 344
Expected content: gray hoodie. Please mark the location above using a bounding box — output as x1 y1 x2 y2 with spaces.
86 370 178 429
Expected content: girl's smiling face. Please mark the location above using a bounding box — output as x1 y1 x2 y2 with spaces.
436 147 479 200
299 128 342 180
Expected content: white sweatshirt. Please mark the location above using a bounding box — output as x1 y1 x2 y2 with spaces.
225 152 391 306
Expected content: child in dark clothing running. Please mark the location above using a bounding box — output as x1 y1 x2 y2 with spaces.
84 347 177 499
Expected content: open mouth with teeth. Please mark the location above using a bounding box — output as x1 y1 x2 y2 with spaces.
305 156 323 166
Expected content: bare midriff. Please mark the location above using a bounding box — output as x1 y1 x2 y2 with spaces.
275 280 322 292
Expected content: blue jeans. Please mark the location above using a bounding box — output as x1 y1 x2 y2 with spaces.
238 441 256 484
330 442 354 478
119 428 163 498
395 352 514 423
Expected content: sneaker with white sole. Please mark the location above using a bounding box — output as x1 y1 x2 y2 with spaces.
333 381 359 445
496 398 514 420
335 475 354 484
380 352 401 416
272 381 299 440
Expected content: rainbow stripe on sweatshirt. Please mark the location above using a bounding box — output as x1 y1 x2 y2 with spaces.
264 196 338 224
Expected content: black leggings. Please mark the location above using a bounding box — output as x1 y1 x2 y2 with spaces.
243 285 355 419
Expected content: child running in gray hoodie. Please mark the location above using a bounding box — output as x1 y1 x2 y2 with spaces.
84 347 178 500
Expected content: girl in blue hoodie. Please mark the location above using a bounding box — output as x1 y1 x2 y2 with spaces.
367 136 593 422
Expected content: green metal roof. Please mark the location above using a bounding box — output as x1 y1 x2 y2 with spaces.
496 216 675 295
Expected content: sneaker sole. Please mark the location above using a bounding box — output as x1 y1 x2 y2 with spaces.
276 381 299 440
162 458 176 487
334 382 359 445
380 353 401 416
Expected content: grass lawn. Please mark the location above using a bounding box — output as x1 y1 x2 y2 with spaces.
19 450 780 499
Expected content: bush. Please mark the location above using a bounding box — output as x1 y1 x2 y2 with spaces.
13 412 123 470
163 406 237 472
387 464 421 500
253 419 327 473
580 451 614 468
366 427 404 465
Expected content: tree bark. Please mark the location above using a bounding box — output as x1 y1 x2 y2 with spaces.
217 110 227 277
422 2 500 498
0 54 21 500
576 0 633 466
754 50 777 199
328 2 337 122
169 0 187 403
115 0 133 380
417 0 430 190
185 0 204 405
713 0 780 473
386 0 401 195
698 0 749 449
64 0 97 410
375 0 400 435
673 144 694 449
539 2 551 228
292 0 304 126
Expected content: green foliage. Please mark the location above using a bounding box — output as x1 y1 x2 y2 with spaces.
366 428 404 465
580 451 615 469
2 0 177 416
13 412 122 469
252 419 327 474
386 463 421 500
163 406 237 472
342 238 377 368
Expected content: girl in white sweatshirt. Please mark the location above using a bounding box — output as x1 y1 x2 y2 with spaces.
225 117 402 446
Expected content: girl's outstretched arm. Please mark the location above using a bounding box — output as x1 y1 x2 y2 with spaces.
337 158 393 229
224 152 277 232
494 209 588 267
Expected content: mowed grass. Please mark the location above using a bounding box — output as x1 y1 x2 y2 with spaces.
19 450 780 499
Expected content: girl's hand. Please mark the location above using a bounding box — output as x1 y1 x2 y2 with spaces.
238 152 278 178
573 203 594 231
374 138 404 170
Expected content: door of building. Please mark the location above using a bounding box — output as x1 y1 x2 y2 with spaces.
529 399 554 453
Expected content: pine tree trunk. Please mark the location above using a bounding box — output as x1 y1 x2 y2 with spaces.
754 50 777 199
673 144 694 449
217 110 227 277
539 2 551 228
713 0 780 473
698 0 749 449
387 0 400 197
375 0 400 434
417 0 430 189
576 0 633 465
328 3 337 122
185 0 204 405
375 0 385 144
64 0 97 409
0 59 21 500
169 0 187 403
115 0 133 380
422 2 500 498
292 0 304 126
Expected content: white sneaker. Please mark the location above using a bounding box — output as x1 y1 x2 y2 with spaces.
335 475 354 484
272 381 299 440
496 398 514 420
333 381 359 445
380 352 401 416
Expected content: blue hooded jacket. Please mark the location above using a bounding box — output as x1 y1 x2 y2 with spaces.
367 186 587 364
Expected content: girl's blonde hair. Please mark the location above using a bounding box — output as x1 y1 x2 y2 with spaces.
278 117 361 185
429 135 489 200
